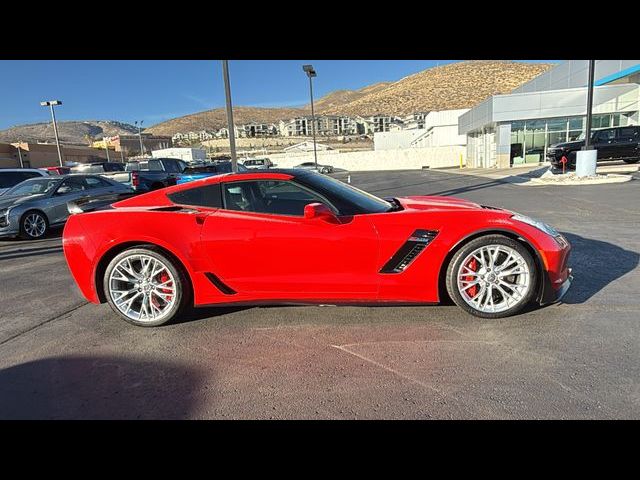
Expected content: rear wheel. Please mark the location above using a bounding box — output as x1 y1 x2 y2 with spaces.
103 247 191 327
20 210 48 240
446 235 537 319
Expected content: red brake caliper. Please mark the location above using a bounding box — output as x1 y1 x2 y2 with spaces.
465 258 478 298
156 272 173 304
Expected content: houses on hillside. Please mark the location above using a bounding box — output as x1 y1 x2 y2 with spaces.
170 112 449 144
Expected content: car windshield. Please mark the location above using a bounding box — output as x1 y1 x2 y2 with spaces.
5 178 60 196
297 173 393 214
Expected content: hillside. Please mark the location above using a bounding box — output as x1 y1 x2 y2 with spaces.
309 81 391 112
318 60 555 116
146 107 307 137
0 120 138 145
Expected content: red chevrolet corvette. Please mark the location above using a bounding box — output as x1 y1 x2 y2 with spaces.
62 170 572 327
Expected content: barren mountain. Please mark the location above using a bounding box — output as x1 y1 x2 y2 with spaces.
309 82 391 112
318 60 555 116
0 120 138 145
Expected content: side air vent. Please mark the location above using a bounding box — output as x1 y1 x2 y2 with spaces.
380 230 438 274
204 272 237 295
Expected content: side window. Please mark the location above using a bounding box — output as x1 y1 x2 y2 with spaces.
162 160 177 173
18 172 41 182
85 176 111 189
618 127 638 141
222 180 332 216
147 160 163 171
0 172 20 188
594 130 615 143
168 184 222 208
58 177 86 193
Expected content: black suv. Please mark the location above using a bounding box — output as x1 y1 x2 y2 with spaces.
546 126 640 171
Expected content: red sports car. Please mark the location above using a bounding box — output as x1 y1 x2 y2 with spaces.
62 170 572 327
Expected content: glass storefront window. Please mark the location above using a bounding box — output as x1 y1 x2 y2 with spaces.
569 117 584 130
547 117 567 131
547 131 567 147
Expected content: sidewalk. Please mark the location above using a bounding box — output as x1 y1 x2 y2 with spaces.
436 162 637 186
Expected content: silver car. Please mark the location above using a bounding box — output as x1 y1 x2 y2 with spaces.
293 162 334 174
0 174 133 240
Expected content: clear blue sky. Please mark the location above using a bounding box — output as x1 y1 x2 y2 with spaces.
0 60 556 130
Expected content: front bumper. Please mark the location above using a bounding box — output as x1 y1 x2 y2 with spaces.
539 267 573 305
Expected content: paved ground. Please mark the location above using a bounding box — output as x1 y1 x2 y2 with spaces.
0 169 639 419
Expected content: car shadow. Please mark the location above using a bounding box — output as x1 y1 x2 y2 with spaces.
559 232 639 304
0 355 206 419
173 305 254 325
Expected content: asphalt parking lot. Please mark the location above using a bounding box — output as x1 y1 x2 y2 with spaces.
0 168 638 419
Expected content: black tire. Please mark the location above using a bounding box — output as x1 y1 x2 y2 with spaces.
623 158 639 164
445 234 538 319
103 246 192 327
19 210 49 240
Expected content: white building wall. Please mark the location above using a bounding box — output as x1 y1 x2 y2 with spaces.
268 146 466 171
151 147 207 162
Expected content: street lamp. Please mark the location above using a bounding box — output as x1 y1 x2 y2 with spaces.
303 64 318 170
134 120 145 156
222 60 238 172
103 137 111 161
40 100 63 167
576 60 597 177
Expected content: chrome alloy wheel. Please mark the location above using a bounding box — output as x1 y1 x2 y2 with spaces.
24 213 46 238
108 254 177 323
456 244 531 314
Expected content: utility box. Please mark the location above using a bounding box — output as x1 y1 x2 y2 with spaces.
151 148 206 163
576 149 597 177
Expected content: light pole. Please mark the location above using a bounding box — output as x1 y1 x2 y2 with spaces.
303 64 318 170
584 60 596 150
135 120 145 156
103 137 111 161
40 100 63 166
222 60 238 172
576 60 597 177
16 142 24 168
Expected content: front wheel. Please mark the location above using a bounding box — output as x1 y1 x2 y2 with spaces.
20 211 48 240
103 246 191 327
446 235 538 319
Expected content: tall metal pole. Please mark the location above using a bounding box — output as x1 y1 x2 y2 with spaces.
222 60 238 172
137 121 145 156
308 75 318 169
16 145 24 168
584 60 596 150
49 105 64 166
103 137 111 161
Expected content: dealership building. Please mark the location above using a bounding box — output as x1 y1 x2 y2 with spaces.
459 60 640 168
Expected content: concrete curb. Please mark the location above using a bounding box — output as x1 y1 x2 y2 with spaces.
515 173 633 187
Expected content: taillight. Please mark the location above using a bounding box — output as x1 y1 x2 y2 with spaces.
132 171 139 187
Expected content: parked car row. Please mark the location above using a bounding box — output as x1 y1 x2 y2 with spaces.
0 154 337 240
0 174 133 239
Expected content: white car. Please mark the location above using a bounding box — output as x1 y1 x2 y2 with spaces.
0 168 49 196
293 162 334 174
242 158 273 170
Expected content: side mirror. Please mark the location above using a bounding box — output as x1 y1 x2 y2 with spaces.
304 202 338 223
56 186 72 195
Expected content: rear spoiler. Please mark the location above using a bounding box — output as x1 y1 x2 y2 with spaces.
67 193 136 215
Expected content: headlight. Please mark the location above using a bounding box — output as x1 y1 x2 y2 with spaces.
511 214 560 237
0 208 8 227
